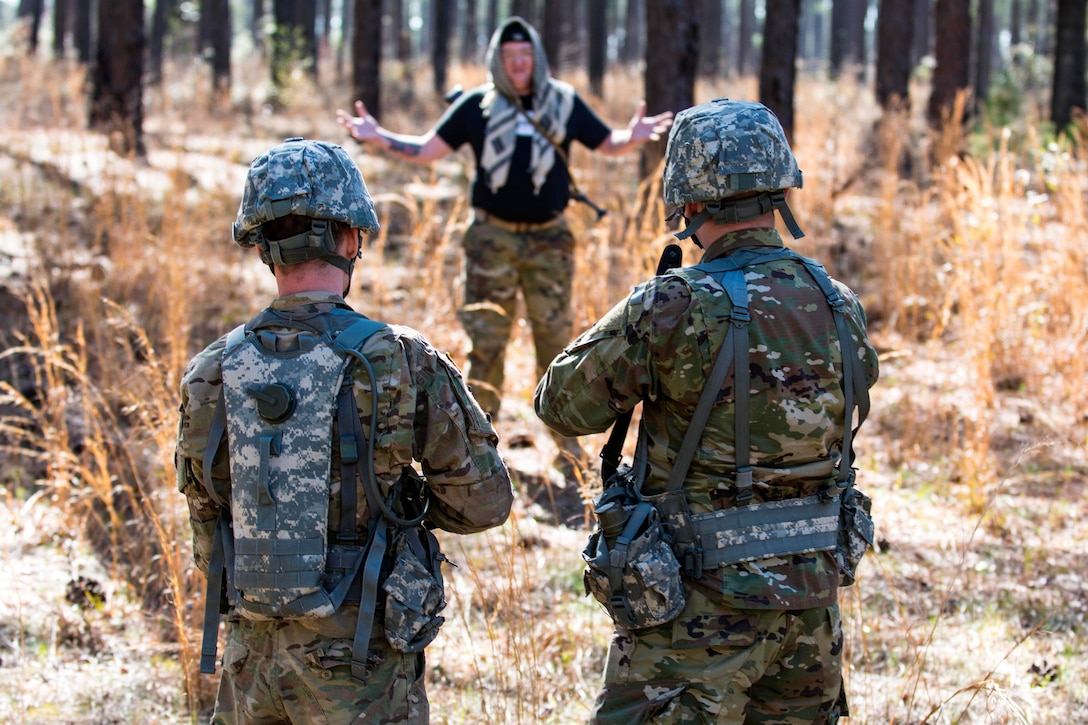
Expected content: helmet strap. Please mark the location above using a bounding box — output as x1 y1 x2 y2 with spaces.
769 190 805 239
672 190 804 242
256 219 355 273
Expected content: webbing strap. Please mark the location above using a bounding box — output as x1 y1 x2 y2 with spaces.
199 512 230 674
724 270 753 502
201 387 228 508
337 385 361 542
604 503 657 629
235 569 325 590
234 537 325 556
692 494 839 567
663 268 750 499
255 433 280 530
352 521 388 682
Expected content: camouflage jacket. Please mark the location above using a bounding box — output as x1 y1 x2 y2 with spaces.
535 228 879 609
176 291 513 576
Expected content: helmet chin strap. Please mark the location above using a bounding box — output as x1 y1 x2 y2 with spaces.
672 191 805 243
342 245 362 297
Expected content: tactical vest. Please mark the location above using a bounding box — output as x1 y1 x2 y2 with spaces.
662 245 872 574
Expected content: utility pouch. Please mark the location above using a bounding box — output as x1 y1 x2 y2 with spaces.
836 475 874 586
582 483 686 630
644 488 703 579
382 526 447 652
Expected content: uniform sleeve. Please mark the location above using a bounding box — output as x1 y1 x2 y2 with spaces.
570 93 612 150
175 337 230 574
836 281 880 390
434 90 478 151
400 335 513 534
535 276 696 436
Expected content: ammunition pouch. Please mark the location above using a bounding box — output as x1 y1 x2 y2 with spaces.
582 465 686 630
835 474 874 586
382 525 447 652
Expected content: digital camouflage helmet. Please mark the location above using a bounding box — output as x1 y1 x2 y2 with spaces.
233 138 379 273
663 99 804 241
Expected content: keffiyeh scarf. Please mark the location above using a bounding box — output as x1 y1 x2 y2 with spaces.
479 17 575 195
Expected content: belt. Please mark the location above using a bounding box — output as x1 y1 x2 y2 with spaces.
473 208 564 233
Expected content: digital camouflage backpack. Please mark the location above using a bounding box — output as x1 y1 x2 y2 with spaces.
198 308 447 683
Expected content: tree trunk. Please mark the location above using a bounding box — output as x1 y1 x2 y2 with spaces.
851 0 868 76
73 0 92 63
337 0 352 79
544 0 564 70
738 0 755 74
149 0 170 85
17 0 44 54
830 0 852 76
622 0 644 64
253 0 266 52
433 0 453 96
911 0 931 67
487 0 499 41
875 0 916 110
90 0 145 156
462 0 480 63
53 0 69 58
588 0 607 95
353 0 383 116
644 0 698 177
399 0 412 64
207 0 232 100
297 0 318 78
700 0 722 75
927 0 972 128
801 0 827 63
974 0 994 114
511 0 537 25
759 0 800 140
1051 0 1087 130
1010 0 1022 46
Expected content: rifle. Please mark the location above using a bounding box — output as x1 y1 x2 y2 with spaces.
599 243 684 481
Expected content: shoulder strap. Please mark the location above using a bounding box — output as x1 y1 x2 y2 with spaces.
676 247 869 501
200 324 247 504
791 256 871 488
664 268 750 497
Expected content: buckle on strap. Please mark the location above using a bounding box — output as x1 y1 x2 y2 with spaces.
734 468 754 503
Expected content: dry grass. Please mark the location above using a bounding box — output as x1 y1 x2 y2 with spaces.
0 41 1085 724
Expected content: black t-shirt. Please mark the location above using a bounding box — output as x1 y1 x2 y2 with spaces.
435 86 611 222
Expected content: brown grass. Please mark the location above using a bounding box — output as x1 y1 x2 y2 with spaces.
0 43 1085 724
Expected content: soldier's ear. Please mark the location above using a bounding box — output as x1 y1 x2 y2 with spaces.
684 202 704 217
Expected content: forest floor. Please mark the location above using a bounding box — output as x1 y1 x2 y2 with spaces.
0 75 1086 723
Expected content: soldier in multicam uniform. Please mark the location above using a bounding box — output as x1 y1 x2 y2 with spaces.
176 138 513 724
535 99 880 723
336 16 672 470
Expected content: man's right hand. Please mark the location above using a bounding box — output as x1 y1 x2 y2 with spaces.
336 100 380 144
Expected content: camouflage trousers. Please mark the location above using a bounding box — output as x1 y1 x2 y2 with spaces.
590 588 845 724
457 216 575 417
211 608 428 724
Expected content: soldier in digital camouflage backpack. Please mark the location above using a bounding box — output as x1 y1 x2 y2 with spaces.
176 138 513 725
335 16 672 475
535 100 879 724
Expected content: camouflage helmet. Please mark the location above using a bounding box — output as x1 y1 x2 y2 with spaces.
233 138 379 269
663 99 804 240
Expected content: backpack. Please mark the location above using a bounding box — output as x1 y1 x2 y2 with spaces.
197 307 446 683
